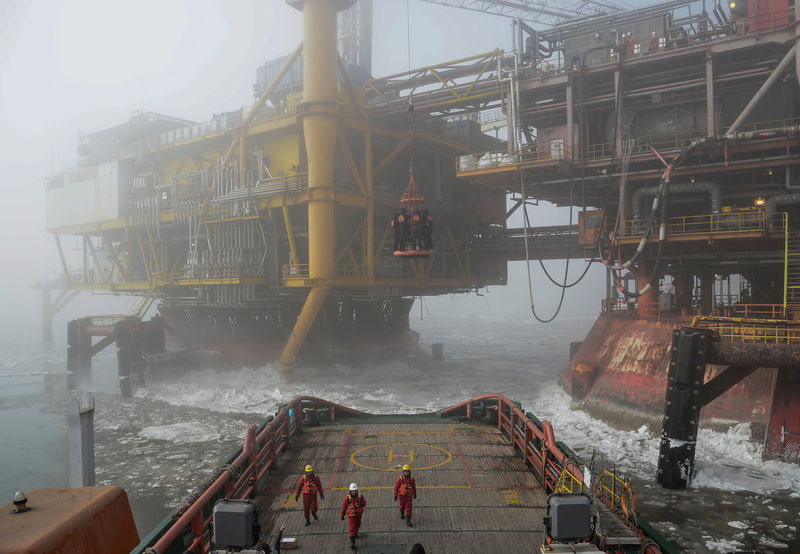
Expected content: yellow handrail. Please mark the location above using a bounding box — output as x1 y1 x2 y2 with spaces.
784 212 789 309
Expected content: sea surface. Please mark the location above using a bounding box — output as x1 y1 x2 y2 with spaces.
2 311 799 552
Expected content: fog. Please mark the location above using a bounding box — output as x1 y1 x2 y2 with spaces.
0 0 604 347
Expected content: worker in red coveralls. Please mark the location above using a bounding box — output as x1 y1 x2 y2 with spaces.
294 464 324 526
393 464 417 526
341 482 366 550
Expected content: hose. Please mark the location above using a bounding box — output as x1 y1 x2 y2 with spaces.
520 174 569 323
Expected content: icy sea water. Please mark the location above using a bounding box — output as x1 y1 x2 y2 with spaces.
2 313 799 552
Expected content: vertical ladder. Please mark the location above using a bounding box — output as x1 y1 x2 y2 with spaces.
786 227 800 304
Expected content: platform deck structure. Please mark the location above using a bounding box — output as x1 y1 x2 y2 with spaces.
255 415 640 552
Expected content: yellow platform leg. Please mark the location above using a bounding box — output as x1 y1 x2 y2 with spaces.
280 0 346 377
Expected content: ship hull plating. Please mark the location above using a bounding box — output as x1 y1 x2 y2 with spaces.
566 314 777 440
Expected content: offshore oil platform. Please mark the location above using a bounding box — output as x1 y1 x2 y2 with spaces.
45 0 800 484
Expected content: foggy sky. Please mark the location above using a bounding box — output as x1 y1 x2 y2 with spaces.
0 0 604 345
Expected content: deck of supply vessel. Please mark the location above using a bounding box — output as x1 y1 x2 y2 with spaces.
134 396 672 553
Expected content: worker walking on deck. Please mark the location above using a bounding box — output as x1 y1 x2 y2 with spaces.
294 464 324 526
341 483 366 550
394 464 417 526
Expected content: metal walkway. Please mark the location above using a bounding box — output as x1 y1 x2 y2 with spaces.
256 418 551 552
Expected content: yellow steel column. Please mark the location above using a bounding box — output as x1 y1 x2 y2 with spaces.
280 0 344 376
366 129 375 280
280 286 331 371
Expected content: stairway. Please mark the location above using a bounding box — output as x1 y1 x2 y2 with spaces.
787 230 800 304
130 286 160 319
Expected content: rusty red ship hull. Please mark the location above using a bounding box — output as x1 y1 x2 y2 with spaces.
565 314 800 460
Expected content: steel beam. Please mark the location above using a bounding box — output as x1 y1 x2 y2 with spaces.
705 52 715 136
711 342 800 370
726 46 796 135
699 365 758 406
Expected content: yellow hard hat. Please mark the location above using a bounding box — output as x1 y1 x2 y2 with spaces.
402 464 411 471
305 464 313 472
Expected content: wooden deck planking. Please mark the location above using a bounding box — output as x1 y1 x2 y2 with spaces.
256 420 551 552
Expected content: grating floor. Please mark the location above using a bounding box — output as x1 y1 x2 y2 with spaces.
255 420 550 552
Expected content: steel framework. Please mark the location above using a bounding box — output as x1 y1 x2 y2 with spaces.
418 0 625 26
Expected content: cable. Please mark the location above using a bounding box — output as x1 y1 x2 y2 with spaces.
601 126 800 299
520 173 568 323
524 194 596 289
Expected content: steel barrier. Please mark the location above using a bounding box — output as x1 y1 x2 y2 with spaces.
136 397 360 554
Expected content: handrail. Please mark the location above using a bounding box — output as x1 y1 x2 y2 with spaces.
621 210 786 238
138 396 359 554
281 264 363 280
584 117 800 161
456 143 571 173
140 394 667 554
440 393 583 494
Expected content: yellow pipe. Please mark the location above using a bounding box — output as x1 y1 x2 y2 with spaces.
302 0 337 281
784 212 789 309
146 228 162 277
279 286 330 377
280 0 340 374
134 228 152 282
337 128 365 194
282 205 299 265
239 130 247 190
365 129 374 279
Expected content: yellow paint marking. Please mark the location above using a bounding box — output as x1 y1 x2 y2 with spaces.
501 488 523 506
458 422 481 429
329 485 471 491
350 442 453 471
388 449 414 463
281 494 300 509
350 431 454 435
306 425 349 433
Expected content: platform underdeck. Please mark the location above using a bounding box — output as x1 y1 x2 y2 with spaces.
255 417 551 552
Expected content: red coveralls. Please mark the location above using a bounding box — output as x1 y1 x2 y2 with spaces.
294 474 324 518
341 493 366 537
394 474 417 516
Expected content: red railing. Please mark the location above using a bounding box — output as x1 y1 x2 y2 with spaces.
603 298 665 321
441 394 583 494
138 396 360 554
732 304 791 319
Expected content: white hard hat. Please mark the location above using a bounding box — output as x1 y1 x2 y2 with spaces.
349 483 358 491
